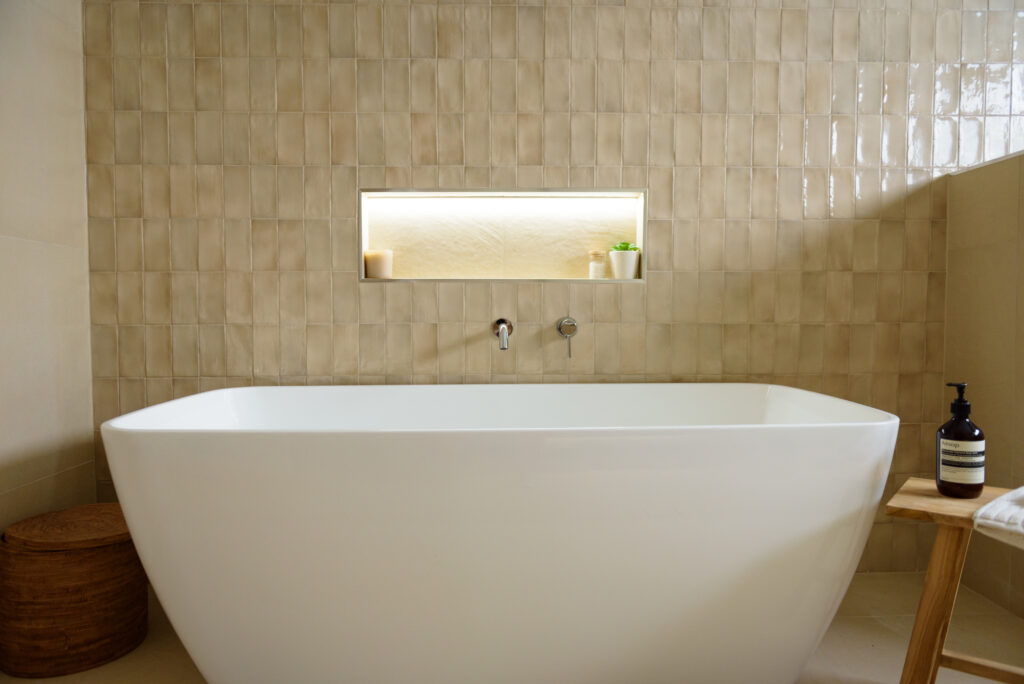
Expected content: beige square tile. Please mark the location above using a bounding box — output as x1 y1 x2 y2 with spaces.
84 3 112 57
85 57 113 112
276 59 302 112
411 5 436 59
193 5 220 59
304 59 330 113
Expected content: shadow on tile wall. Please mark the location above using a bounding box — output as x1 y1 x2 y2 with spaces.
947 155 1024 616
82 0 1024 572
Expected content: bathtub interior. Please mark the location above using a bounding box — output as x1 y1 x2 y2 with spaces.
104 383 894 432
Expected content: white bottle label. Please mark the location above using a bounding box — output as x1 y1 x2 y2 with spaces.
939 439 985 485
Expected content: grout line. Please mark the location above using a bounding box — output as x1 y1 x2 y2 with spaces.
0 232 88 252
0 460 95 499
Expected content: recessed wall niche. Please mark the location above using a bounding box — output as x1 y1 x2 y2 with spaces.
358 190 646 281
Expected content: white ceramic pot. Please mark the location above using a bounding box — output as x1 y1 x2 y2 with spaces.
609 249 639 279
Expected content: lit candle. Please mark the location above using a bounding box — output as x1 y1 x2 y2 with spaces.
364 249 393 279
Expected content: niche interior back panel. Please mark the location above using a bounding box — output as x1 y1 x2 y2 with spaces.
359 190 646 279
82 0 1019 571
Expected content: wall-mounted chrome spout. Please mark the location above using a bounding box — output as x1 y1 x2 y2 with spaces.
493 319 513 351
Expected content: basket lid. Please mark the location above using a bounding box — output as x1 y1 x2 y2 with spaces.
2 503 131 551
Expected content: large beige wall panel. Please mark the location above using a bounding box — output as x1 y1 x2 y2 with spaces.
947 153 1024 616
0 0 95 528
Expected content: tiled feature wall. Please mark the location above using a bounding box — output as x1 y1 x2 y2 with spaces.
947 155 1024 616
0 0 94 528
83 0 1020 568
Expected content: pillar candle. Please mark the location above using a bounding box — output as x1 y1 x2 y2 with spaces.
364 249 394 279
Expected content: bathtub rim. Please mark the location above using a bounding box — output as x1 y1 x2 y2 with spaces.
100 383 900 435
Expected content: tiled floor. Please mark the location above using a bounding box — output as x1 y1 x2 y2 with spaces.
798 573 1024 683
2 573 1022 683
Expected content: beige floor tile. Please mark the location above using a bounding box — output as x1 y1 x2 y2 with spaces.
802 573 1024 684
799 610 1024 684
943 612 1024 667
837 571 1008 618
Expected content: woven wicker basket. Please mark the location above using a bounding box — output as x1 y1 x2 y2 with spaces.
0 503 148 678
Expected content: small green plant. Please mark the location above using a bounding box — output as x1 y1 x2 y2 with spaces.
611 241 639 251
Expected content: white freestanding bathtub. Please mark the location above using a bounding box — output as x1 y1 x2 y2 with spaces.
102 383 898 684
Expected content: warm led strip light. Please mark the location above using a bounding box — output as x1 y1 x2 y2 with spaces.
359 190 646 280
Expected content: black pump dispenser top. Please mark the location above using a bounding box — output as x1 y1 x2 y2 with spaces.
947 382 971 417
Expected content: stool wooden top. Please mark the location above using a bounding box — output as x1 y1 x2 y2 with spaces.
886 477 1011 529
2 503 130 552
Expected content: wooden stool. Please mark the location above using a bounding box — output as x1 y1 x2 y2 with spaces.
886 477 1024 684
0 503 148 678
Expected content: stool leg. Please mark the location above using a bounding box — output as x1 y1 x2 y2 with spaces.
899 524 972 684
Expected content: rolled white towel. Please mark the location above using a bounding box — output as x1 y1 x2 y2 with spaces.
973 486 1024 551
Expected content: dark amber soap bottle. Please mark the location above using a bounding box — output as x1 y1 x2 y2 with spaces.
936 382 985 499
